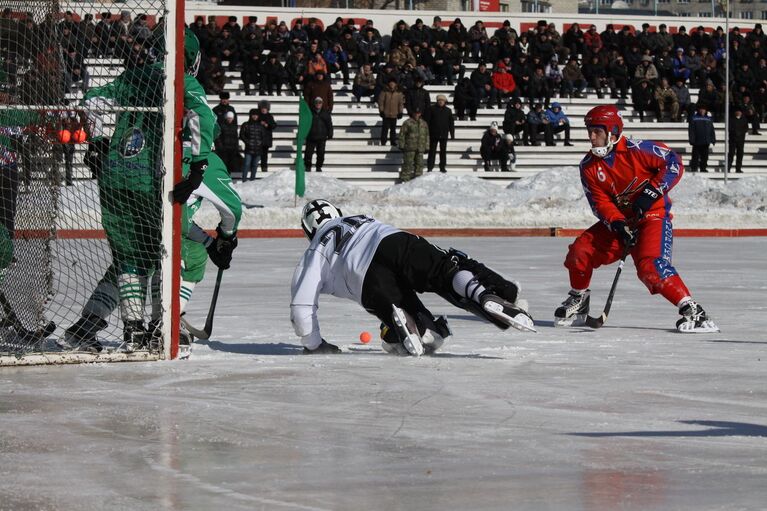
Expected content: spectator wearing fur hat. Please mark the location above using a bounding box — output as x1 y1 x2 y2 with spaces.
239 109 265 181
214 111 241 176
480 122 504 172
303 70 334 111
304 98 333 172
257 100 276 173
426 95 455 173
398 106 429 182
378 78 405 146
635 55 660 85
470 61 496 109
213 92 237 125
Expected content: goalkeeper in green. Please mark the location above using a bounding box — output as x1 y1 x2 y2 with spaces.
60 30 239 353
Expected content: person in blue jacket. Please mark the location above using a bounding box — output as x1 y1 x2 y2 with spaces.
544 102 573 146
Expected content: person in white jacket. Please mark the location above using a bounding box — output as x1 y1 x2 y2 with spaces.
290 200 535 356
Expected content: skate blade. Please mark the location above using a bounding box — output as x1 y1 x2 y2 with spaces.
554 314 587 328
677 319 720 334
483 300 538 333
391 306 424 356
381 341 409 355
178 345 192 359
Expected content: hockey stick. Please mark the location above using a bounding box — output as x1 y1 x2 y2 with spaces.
585 244 631 329
180 267 223 340
0 292 56 342
242 202 264 209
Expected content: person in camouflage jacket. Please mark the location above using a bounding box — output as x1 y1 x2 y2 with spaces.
398 107 429 182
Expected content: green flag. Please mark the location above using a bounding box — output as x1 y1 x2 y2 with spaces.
294 98 312 198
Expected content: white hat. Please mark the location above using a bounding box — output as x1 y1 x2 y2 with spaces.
504 134 514 142
490 121 498 130
225 111 235 119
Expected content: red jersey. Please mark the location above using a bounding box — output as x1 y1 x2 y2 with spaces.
579 136 684 225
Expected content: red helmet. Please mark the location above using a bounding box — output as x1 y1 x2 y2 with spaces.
584 105 623 137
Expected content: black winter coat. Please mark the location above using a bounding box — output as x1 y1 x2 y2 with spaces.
729 114 749 143
405 87 431 117
688 113 716 145
216 121 240 151
307 109 333 141
426 104 455 140
239 121 265 154
258 112 276 147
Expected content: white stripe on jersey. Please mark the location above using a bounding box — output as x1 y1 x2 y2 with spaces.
290 216 400 348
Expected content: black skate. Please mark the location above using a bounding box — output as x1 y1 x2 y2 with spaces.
416 312 452 354
123 320 148 353
391 305 424 356
303 339 342 354
146 320 165 353
554 290 590 327
57 315 106 353
481 294 537 332
178 323 192 359
676 301 719 333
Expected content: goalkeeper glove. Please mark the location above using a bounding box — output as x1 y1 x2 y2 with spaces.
633 183 662 219
172 159 207 204
206 226 238 270
610 220 637 248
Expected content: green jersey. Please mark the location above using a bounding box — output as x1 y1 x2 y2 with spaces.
83 63 164 192
183 74 218 164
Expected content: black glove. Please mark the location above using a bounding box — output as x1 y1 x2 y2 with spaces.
303 339 341 354
206 226 238 270
610 220 637 248
84 138 109 179
172 159 207 204
633 182 662 218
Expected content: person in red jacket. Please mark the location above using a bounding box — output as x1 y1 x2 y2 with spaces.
491 62 516 108
555 105 718 333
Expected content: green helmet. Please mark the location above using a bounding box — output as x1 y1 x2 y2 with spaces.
185 28 201 76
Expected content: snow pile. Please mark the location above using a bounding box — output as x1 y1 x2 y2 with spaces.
57 168 767 230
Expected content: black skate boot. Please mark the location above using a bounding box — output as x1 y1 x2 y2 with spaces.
554 290 590 327
123 320 147 353
57 315 106 353
390 305 424 356
415 312 452 354
146 319 165 353
676 300 719 333
303 339 342 354
380 323 409 355
481 294 537 332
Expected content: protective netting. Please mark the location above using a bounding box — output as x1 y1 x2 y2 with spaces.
0 1 172 360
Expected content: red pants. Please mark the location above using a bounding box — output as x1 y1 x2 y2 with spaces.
565 217 690 306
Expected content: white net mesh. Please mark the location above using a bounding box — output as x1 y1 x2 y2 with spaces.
0 1 175 361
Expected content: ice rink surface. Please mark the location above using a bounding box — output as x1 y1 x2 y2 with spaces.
2 237 766 511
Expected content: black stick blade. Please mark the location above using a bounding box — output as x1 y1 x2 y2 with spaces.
585 314 606 329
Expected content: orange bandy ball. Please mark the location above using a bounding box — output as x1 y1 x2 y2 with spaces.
57 130 71 144
359 331 372 344
72 128 87 144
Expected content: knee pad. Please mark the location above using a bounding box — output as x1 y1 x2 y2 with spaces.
445 248 519 304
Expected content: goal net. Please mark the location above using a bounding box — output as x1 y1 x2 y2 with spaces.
0 0 181 365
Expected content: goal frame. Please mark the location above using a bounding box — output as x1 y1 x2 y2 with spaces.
0 0 184 365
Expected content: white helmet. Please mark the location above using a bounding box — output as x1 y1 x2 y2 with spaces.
301 199 343 240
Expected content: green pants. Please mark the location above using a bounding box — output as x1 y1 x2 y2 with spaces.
100 187 161 276
181 151 242 284
400 151 424 182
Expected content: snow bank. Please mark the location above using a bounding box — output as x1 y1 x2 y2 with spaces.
56 168 767 230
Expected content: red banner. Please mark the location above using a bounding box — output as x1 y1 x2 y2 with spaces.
479 0 500 12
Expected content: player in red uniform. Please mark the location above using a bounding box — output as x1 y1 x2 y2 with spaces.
555 105 718 333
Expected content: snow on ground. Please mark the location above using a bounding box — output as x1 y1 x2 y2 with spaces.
210 168 767 229
56 168 767 231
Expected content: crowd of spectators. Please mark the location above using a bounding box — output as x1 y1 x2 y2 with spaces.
187 15 767 129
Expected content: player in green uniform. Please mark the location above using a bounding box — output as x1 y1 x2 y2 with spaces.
60 30 237 353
